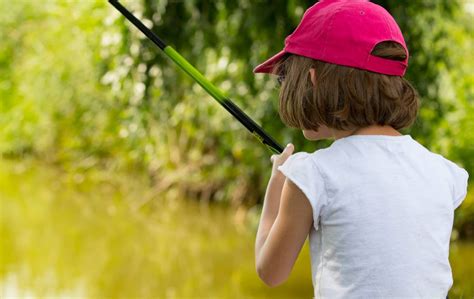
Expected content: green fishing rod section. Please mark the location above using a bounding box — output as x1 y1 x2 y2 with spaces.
163 46 226 104
108 0 284 154
163 47 283 153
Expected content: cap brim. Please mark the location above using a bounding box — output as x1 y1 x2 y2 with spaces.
253 49 287 74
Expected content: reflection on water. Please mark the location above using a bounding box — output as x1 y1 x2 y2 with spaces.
1 159 473 298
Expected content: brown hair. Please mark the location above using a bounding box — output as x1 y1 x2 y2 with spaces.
273 41 419 132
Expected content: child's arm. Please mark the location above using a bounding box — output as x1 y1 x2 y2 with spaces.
255 145 314 287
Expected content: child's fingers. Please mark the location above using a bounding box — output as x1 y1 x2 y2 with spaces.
270 143 294 164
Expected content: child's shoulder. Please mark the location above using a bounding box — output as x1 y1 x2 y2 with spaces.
409 137 468 177
288 146 343 168
430 152 469 182
429 152 470 208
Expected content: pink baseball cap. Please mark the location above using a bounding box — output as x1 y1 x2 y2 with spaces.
253 0 409 76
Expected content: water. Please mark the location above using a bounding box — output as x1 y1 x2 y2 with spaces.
1 159 473 298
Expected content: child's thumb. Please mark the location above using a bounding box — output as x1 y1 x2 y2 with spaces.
282 143 294 157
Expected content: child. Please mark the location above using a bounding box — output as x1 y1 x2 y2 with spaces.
253 1 469 298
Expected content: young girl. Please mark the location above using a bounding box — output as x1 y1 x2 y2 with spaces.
253 1 469 298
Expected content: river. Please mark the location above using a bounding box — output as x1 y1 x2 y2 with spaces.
1 159 473 298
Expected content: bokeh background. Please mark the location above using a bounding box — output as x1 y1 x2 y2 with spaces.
1 0 473 298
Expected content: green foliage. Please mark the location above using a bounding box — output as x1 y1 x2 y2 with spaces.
0 0 472 208
0 1 114 162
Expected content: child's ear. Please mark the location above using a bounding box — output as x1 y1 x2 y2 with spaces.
309 68 317 86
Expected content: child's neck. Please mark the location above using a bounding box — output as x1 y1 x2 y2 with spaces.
334 125 402 140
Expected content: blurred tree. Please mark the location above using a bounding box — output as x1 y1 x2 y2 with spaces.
1 0 472 211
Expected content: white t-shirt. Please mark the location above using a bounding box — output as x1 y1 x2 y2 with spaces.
277 134 469 299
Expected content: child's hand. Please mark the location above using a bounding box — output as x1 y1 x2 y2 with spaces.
270 143 294 179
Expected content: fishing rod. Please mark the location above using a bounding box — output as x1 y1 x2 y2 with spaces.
108 0 284 154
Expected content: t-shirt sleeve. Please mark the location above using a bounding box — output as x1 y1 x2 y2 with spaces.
441 157 469 209
277 152 327 230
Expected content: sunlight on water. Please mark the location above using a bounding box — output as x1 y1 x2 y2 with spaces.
1 273 85 298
